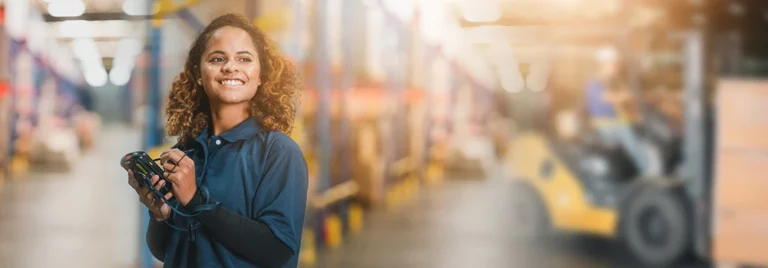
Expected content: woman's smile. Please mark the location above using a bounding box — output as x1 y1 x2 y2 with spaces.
219 79 245 87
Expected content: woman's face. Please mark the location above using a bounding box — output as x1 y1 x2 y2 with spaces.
199 26 261 106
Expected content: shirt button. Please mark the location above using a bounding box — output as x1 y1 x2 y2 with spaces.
215 139 221 145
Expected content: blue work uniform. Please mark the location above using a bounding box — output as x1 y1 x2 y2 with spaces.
162 116 308 267
586 79 618 120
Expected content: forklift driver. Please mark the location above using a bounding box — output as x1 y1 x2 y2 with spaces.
585 46 650 175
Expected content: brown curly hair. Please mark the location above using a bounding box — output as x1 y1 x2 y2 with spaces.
165 13 301 146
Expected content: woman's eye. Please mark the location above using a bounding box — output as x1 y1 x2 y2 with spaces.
211 58 224 63
239 58 252 63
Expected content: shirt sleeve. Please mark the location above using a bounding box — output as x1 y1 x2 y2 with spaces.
146 216 172 262
251 134 309 254
185 192 294 267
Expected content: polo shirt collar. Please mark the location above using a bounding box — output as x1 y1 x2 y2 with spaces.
195 116 263 145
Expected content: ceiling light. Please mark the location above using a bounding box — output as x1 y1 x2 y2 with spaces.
123 0 155 16
461 0 501 23
58 20 92 38
48 0 86 17
84 65 108 87
109 66 131 86
500 67 524 93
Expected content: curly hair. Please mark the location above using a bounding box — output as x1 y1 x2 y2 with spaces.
165 13 301 146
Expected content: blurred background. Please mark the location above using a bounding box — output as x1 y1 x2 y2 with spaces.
0 0 767 267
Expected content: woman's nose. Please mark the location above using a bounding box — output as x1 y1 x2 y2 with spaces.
222 61 238 72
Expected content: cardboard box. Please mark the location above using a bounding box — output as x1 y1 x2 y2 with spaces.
714 149 768 210
713 79 768 266
712 208 768 266
716 79 768 151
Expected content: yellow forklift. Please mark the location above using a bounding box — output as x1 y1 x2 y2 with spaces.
503 29 714 267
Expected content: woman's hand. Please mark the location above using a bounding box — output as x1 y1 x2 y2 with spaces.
161 149 198 206
127 170 173 221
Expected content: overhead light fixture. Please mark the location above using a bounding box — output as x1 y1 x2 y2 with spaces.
500 67 524 93
123 0 156 16
48 0 86 17
71 38 108 87
461 0 501 23
110 38 144 86
109 66 131 86
84 65 108 87
58 20 93 38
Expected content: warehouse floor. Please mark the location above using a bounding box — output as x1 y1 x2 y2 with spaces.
310 176 711 268
0 124 142 268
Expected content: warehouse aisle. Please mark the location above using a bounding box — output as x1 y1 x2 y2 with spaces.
311 177 709 268
0 124 143 268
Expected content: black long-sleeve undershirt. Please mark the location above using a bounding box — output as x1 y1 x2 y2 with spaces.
146 190 293 267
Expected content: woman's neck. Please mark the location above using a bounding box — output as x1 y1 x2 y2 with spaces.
209 103 250 136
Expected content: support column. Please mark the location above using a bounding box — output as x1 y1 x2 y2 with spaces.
140 3 164 267
314 0 331 237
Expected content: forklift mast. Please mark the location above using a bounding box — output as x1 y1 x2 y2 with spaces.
679 30 714 260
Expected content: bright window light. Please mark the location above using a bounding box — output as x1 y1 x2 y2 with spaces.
48 0 86 17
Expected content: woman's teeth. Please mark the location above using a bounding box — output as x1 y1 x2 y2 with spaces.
221 80 244 86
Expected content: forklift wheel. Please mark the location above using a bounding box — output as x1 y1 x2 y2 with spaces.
621 186 690 267
509 182 549 239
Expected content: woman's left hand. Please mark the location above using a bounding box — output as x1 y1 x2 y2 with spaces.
161 149 198 206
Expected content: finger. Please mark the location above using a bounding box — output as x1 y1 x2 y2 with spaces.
151 175 160 186
128 172 139 190
172 149 195 167
165 172 177 185
164 192 174 201
154 179 166 191
162 161 179 173
167 149 194 169
159 151 172 165
144 190 156 204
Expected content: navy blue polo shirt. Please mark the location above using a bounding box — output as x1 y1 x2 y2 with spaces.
163 117 308 268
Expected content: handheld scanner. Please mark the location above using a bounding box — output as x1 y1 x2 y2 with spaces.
121 151 172 197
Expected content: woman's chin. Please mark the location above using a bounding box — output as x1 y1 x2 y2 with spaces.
209 90 255 105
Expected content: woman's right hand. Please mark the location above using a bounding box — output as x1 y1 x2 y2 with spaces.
127 170 173 221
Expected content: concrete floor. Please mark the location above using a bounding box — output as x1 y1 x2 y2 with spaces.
0 125 710 268
312 177 711 268
0 124 143 268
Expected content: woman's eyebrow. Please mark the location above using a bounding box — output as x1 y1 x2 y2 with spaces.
207 50 226 57
207 50 254 57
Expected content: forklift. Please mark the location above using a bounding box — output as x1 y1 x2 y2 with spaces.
503 29 714 267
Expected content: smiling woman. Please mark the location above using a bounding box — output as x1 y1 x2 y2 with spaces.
165 13 301 145
126 13 308 268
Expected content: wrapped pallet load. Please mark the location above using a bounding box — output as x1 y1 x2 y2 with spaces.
713 79 768 265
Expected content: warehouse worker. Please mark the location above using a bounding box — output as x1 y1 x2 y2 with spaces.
126 13 308 268
585 46 649 174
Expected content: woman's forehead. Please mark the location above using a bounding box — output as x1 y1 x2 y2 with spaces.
205 26 257 53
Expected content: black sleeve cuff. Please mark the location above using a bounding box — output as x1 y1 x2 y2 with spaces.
183 188 207 210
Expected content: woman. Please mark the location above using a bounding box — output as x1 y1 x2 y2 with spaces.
126 13 308 268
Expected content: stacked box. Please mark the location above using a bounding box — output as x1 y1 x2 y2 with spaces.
712 79 768 265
